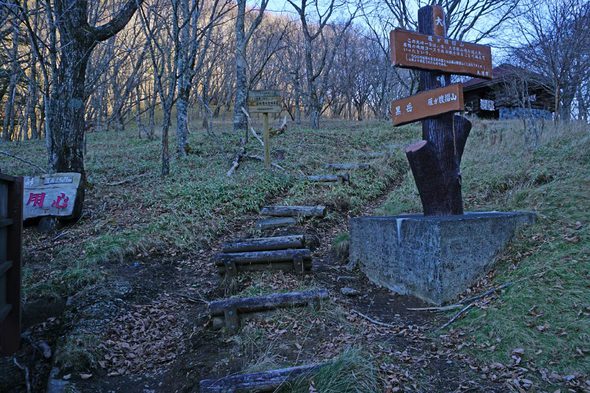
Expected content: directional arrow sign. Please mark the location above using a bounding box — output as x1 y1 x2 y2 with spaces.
390 29 492 79
391 84 464 126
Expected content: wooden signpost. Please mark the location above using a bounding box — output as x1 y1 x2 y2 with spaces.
391 83 464 126
23 172 81 220
390 29 493 79
248 90 282 168
390 5 493 215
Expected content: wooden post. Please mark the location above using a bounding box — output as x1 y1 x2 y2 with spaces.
0 174 22 355
263 112 270 168
405 5 472 216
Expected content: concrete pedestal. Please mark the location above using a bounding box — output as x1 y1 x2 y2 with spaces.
349 212 535 305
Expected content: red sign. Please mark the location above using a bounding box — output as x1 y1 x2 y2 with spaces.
391 84 464 126
390 29 492 79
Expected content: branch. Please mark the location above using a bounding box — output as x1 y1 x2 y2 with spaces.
93 0 145 42
241 107 264 147
0 150 45 172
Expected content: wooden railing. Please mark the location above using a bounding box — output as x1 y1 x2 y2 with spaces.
0 173 23 355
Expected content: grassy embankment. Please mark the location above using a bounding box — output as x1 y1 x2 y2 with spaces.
380 120 590 378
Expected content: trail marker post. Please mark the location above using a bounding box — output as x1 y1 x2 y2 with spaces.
248 90 282 169
390 5 492 215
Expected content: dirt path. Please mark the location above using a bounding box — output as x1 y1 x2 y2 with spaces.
20 174 504 393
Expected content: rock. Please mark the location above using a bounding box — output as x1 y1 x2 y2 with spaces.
340 287 360 297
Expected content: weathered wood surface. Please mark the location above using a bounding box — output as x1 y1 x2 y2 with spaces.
200 364 323 392
215 249 312 266
0 174 22 355
23 172 81 220
325 163 370 170
260 205 326 218
390 28 492 79
305 174 349 183
402 5 473 216
255 217 296 230
358 151 390 159
217 260 312 275
248 90 282 114
222 235 305 253
391 84 464 126
209 289 329 316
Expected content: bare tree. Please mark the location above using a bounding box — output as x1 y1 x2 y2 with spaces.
287 0 356 129
513 0 590 121
233 0 269 133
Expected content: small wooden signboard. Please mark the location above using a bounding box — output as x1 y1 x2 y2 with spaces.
391 84 464 126
23 172 81 220
248 90 282 114
390 28 492 79
248 90 282 168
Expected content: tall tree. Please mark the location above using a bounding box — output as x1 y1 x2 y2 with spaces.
232 0 269 133
39 0 144 213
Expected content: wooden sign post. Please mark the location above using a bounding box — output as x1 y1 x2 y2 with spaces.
248 90 282 169
390 5 492 216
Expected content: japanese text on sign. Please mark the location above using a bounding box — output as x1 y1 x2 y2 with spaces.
23 173 81 220
391 84 464 126
391 29 492 79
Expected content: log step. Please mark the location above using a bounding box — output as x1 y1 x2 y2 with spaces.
260 205 326 218
208 289 329 330
200 363 323 392
305 174 350 183
325 162 371 170
256 217 296 230
222 235 305 253
215 248 313 276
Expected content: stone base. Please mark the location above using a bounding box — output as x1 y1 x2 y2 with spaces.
349 212 535 305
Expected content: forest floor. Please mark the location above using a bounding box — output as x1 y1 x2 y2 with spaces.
0 118 588 392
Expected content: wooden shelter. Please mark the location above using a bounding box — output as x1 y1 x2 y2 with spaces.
463 64 555 119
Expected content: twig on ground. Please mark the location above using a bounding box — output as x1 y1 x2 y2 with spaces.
245 155 286 171
439 303 474 330
178 293 209 305
227 141 246 177
241 107 265 147
351 309 398 329
407 304 463 312
105 172 150 186
0 150 45 172
13 357 31 393
408 282 512 312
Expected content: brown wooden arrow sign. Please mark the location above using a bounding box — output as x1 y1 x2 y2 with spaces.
391 84 464 126
390 28 492 79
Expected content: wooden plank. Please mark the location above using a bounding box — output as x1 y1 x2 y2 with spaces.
0 305 11 322
325 163 371 170
390 28 492 79
260 205 326 218
215 249 312 267
222 235 305 253
200 364 323 392
255 217 296 230
391 84 464 126
305 174 350 183
248 90 282 114
217 260 312 275
0 218 13 228
23 172 81 220
0 175 22 355
0 261 12 276
209 289 329 316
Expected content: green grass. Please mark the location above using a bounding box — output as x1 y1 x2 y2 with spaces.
380 119 590 377
283 348 379 393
